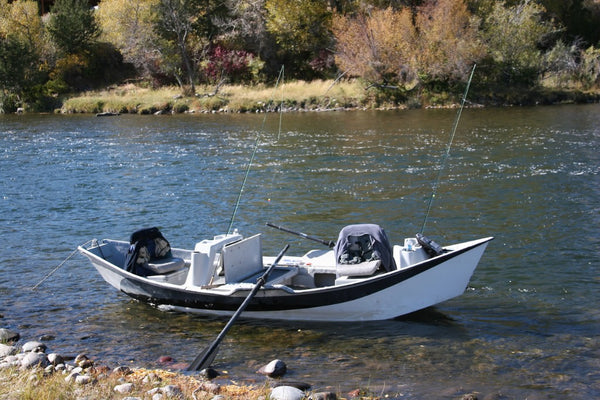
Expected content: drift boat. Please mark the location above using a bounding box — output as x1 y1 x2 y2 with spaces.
78 224 492 322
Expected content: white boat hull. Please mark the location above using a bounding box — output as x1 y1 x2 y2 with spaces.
79 235 492 322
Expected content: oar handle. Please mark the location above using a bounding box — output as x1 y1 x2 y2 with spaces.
266 222 335 248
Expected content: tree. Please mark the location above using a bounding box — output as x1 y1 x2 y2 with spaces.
46 0 100 55
0 0 46 112
0 34 37 112
95 0 162 80
154 0 207 94
480 0 557 87
414 0 484 83
332 7 418 86
265 0 334 78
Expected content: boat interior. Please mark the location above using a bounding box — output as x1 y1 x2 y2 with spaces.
85 230 434 291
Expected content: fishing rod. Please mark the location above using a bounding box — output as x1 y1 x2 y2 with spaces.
420 64 476 234
266 222 335 248
227 66 285 235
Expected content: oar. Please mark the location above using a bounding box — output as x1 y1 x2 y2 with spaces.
187 243 290 371
266 222 335 248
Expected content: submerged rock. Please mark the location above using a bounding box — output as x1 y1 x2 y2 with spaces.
257 359 287 378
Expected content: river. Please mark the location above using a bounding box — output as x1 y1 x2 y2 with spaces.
1 105 599 398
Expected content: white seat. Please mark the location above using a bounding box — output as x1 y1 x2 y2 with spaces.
336 259 381 277
147 257 186 274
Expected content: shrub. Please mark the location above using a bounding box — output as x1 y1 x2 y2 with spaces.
200 45 259 84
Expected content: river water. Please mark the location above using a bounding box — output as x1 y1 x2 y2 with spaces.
1 106 598 398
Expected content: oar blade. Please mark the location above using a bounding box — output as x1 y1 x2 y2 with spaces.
187 343 218 371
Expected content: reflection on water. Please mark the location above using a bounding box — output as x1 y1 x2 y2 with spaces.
1 106 599 398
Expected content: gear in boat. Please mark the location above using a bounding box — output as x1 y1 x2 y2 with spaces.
120 224 444 286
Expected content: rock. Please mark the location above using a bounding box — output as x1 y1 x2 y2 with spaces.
47 353 64 366
75 374 93 385
257 359 287 378
157 356 173 364
270 386 305 400
39 334 55 341
22 341 47 353
65 371 79 383
0 343 17 358
75 354 94 369
142 372 161 384
160 385 183 397
0 328 20 343
114 383 135 394
274 381 311 391
112 366 132 375
20 352 48 369
198 367 220 380
309 392 337 400
196 381 220 394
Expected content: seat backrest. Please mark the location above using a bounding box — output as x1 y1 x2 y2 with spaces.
125 227 173 274
334 224 396 272
222 234 264 283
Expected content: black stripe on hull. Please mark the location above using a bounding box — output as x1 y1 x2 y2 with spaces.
117 241 486 312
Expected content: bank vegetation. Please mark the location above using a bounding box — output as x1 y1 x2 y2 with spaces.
2 0 600 114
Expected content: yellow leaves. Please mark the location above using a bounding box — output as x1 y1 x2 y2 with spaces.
96 0 158 49
0 0 44 46
332 1 484 85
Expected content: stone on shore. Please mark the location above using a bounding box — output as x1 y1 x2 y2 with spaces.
270 385 305 400
114 382 135 394
20 352 49 370
310 392 337 400
22 341 47 353
0 328 20 343
0 343 17 358
47 353 64 366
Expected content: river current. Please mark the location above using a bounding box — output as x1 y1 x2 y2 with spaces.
1 105 599 398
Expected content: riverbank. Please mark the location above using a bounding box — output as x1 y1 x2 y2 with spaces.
57 80 600 115
0 327 356 400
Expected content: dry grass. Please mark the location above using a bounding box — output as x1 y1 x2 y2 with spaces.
0 366 271 400
60 80 368 114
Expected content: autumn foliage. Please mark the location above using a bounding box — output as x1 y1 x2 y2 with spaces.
1 0 600 112
333 0 483 88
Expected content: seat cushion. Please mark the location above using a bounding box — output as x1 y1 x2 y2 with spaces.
147 257 186 274
336 259 381 277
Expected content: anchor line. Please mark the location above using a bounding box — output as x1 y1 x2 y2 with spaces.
227 66 285 235
420 64 476 234
31 239 95 290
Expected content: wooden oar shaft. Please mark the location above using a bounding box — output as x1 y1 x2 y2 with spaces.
187 243 290 371
266 222 335 248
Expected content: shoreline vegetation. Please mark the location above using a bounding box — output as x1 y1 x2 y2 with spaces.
55 80 600 116
0 326 373 400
